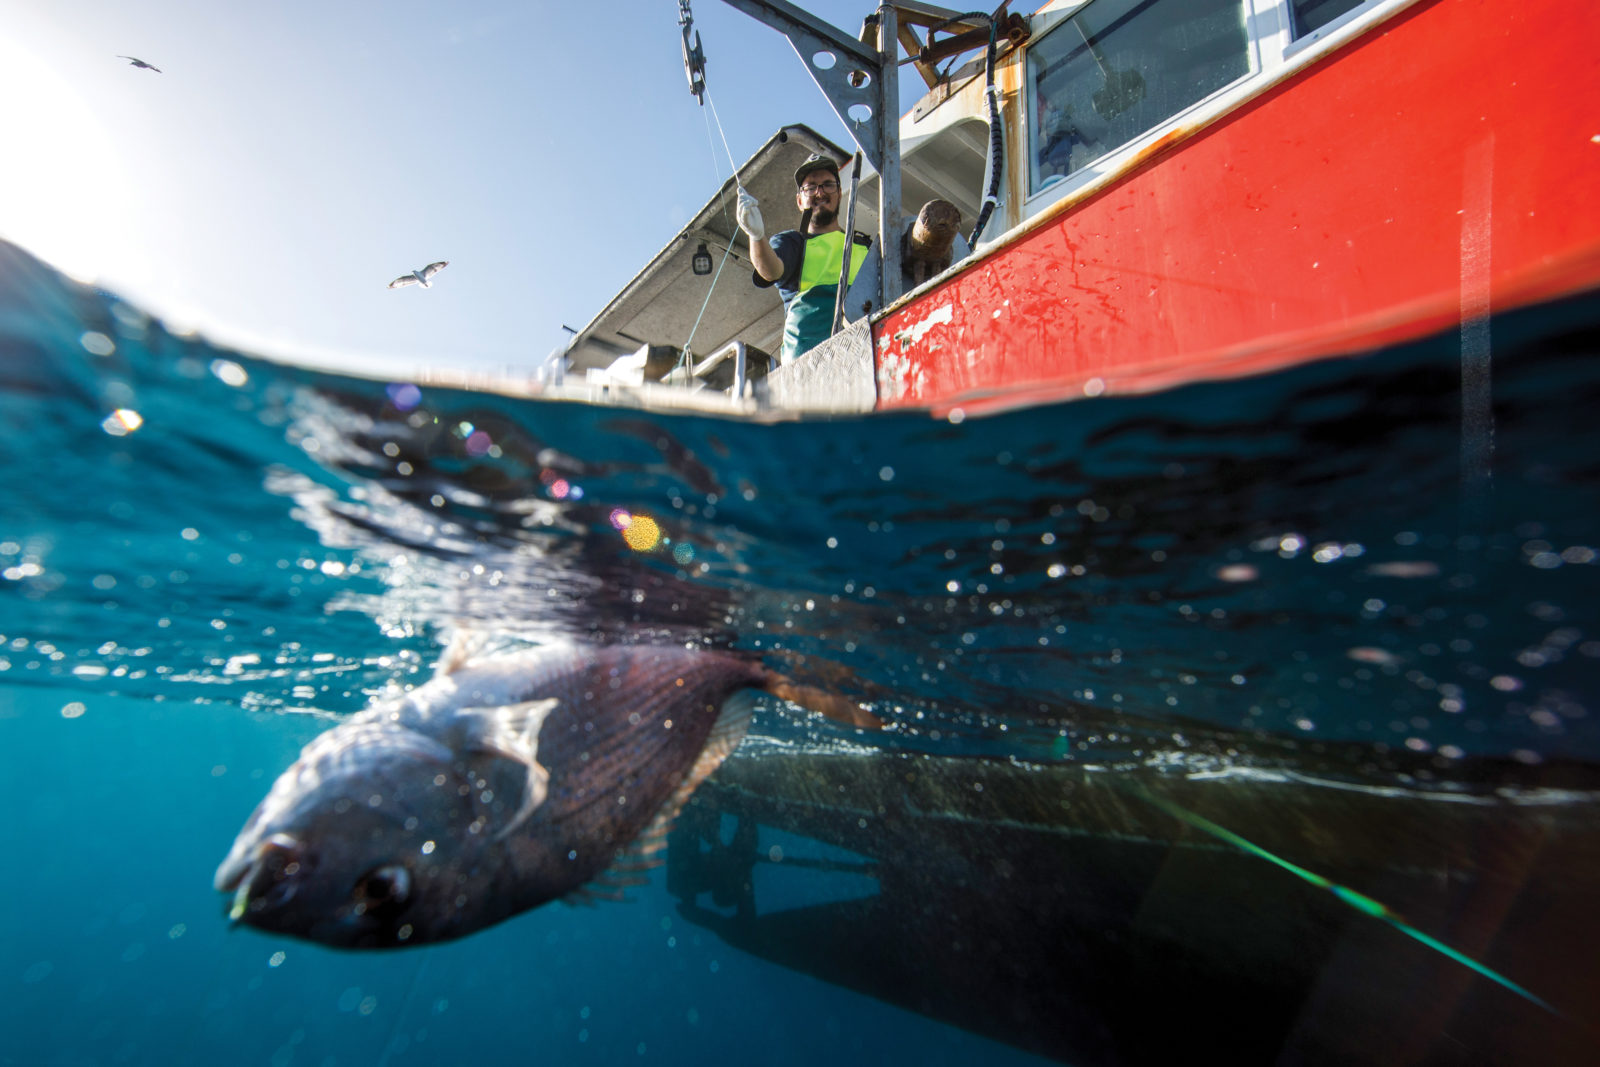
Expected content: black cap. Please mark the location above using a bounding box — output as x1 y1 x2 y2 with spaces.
794 154 841 188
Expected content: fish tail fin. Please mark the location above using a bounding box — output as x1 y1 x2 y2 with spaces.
764 677 882 730
1133 784 1562 1018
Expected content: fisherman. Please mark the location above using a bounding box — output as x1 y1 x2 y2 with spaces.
738 155 869 365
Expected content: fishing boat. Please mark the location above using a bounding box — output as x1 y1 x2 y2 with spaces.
542 6 1600 1056
550 0 1600 415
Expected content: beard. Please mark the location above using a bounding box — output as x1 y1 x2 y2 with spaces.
809 205 838 228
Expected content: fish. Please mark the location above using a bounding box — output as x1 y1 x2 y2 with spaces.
387 261 448 289
214 636 877 948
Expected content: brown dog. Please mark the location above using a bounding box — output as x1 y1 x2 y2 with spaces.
902 199 963 288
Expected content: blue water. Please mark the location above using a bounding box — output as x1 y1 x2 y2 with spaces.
2 236 1598 1065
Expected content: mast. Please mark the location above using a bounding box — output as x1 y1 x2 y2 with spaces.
716 0 904 311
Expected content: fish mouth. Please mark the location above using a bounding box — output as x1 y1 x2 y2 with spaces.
214 851 252 895
216 833 305 922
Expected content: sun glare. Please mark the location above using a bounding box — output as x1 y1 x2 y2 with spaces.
0 39 141 283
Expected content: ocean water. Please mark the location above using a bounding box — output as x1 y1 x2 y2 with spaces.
2 235 1598 1065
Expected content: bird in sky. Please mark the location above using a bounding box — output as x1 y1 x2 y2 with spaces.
117 56 162 72
388 261 449 289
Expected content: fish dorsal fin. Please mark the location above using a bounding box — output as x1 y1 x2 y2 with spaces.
452 698 560 840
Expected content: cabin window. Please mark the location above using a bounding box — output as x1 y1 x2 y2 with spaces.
1028 0 1251 195
1288 0 1367 37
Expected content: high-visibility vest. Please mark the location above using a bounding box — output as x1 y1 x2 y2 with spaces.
782 231 868 365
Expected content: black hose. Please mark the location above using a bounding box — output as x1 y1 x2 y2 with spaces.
927 13 1004 247
969 19 1002 246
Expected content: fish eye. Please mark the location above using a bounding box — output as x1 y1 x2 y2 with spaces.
257 834 304 881
353 864 412 912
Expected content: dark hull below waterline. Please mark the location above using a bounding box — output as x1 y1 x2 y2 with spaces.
667 749 1600 1065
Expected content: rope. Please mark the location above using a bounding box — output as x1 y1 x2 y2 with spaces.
680 235 737 365
705 89 741 177
699 97 723 186
680 84 742 363
672 3 750 367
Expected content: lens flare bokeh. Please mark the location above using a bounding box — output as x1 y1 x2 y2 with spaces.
609 508 662 552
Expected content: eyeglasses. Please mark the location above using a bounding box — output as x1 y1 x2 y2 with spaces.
800 180 840 194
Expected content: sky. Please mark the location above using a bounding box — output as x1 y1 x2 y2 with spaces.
0 0 926 379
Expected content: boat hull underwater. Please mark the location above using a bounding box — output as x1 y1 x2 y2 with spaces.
667 744 1600 1064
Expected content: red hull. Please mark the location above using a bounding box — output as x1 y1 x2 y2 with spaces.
873 0 1600 413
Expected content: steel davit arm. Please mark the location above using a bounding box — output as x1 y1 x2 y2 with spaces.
718 0 902 309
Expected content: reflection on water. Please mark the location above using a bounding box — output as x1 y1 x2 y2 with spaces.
3 238 1599 1063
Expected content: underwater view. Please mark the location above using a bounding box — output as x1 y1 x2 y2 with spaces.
3 235 1599 1064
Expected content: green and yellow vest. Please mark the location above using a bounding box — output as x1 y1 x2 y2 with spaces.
781 230 867 365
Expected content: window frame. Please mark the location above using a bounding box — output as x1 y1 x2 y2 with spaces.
1282 0 1390 57
1022 0 1265 208
1017 0 1418 226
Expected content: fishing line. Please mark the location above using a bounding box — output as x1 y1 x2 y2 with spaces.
376 955 431 1067
1135 786 1560 1016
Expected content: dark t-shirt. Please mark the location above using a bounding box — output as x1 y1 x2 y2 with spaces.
751 230 807 307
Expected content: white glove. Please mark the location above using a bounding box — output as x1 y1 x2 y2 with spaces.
735 186 765 241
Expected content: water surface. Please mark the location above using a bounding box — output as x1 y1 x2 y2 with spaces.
3 239 1597 1064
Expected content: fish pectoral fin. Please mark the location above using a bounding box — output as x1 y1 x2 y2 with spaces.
765 678 882 730
564 686 762 910
455 697 559 840
452 698 557 838
457 697 561 765
492 697 560 743
493 757 549 841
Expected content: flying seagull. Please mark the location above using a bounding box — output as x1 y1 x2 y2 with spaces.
117 56 162 72
388 261 449 289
